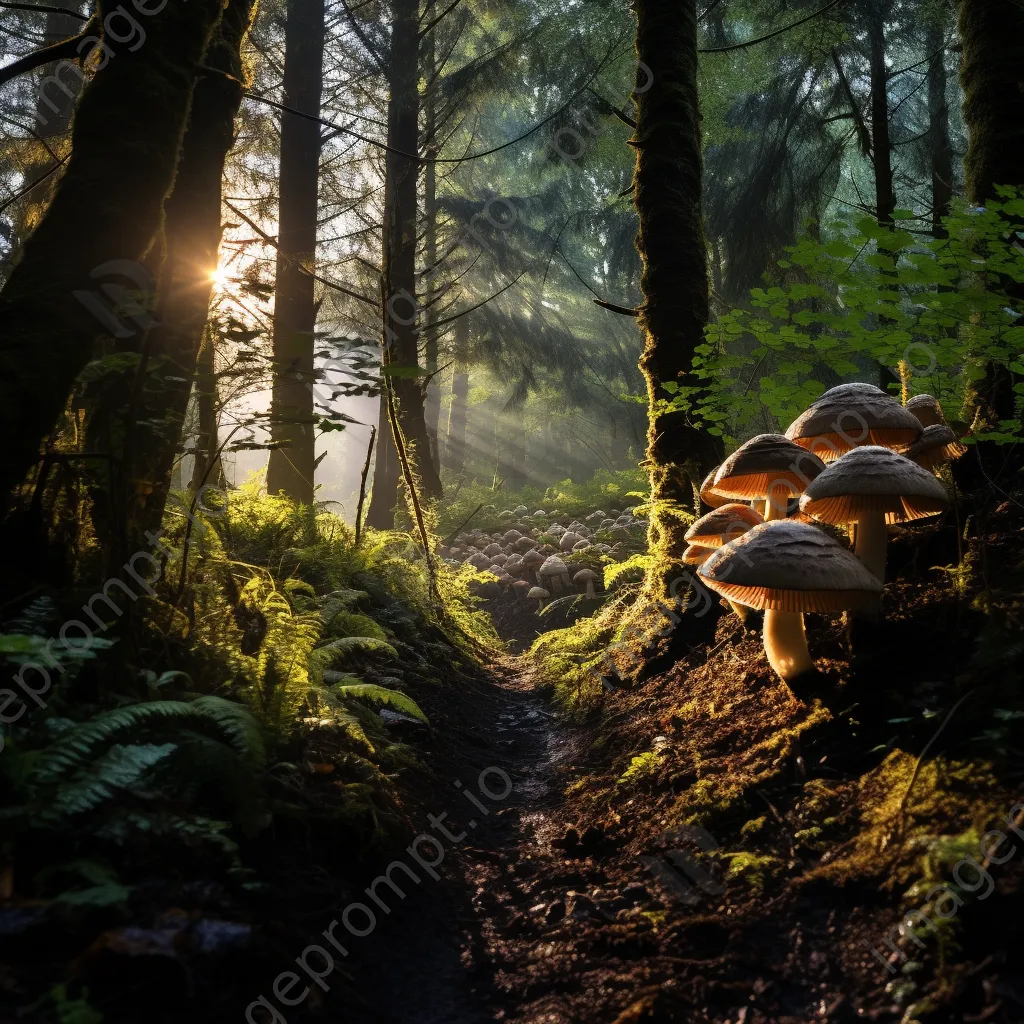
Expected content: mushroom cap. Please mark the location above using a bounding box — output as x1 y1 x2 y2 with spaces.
527 586 549 600
502 529 523 542
559 532 581 551
698 520 882 612
699 467 729 508
466 551 492 569
483 543 503 556
522 549 545 569
512 579 531 594
785 392 922 461
573 568 599 583
685 503 765 547
906 423 967 469
799 446 949 525
515 536 538 553
905 394 945 428
713 434 827 500
819 382 886 400
682 544 713 566
539 555 569 578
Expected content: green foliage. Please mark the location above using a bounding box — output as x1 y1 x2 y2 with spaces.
670 195 1024 442
332 683 429 723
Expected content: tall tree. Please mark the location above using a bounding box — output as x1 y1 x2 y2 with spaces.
633 0 722 573
366 0 442 528
957 0 1024 454
265 0 326 503
445 314 470 475
0 0 227 509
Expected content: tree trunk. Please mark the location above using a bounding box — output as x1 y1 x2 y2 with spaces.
445 315 469 476
0 0 226 510
421 3 441 472
366 0 442 528
927 22 953 238
188 328 223 491
866 2 901 393
957 0 1024 475
265 0 326 504
122 0 254 547
866 4 895 229
634 0 722 571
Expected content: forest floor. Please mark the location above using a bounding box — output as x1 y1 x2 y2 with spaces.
5 494 1024 1024
336 494 1024 1024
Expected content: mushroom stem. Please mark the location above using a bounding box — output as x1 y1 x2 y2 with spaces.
764 483 791 521
854 513 888 582
585 580 596 599
536 596 546 611
763 609 814 681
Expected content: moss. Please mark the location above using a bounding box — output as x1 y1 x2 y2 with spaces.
740 816 767 838
723 852 782 891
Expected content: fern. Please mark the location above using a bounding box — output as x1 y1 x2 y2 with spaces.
333 683 428 723
315 636 399 663
31 696 263 783
48 743 176 817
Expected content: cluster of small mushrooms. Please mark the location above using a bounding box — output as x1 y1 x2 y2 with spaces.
439 505 648 612
687 384 963 683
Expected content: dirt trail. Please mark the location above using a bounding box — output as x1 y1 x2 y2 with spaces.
344 663 574 1024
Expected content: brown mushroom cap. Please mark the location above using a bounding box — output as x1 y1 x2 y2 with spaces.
697 520 882 612
785 392 922 461
522 549 545 569
685 503 765 547
573 568 599 584
527 586 550 601
682 544 713 566
713 434 827 500
798 446 949 524
819 382 886 400
699 467 730 508
905 423 967 470
905 394 945 428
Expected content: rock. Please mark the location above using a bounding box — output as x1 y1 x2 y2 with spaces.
192 919 252 954
545 900 566 924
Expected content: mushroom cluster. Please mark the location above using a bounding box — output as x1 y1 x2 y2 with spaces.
693 385 960 681
438 504 650 614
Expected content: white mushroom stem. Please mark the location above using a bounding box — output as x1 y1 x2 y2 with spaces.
853 513 888 582
763 609 814 681
764 482 792 521
585 579 596 599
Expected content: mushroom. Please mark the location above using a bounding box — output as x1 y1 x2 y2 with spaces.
905 424 967 472
483 542 503 557
539 554 571 593
527 586 549 611
682 544 713 566
512 579 532 600
559 531 581 551
572 540 592 552
521 548 545 583
502 529 523 543
799 446 949 583
491 553 508 566
685 502 765 548
515 536 538 553
573 568 600 599
466 551 492 570
698 521 882 681
712 434 827 521
699 467 730 509
513 505 529 516
786 389 922 462
905 394 946 428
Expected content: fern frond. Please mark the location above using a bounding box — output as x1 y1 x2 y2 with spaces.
333 683 428 723
48 743 176 817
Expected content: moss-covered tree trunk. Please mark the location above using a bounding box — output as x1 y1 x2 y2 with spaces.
927 21 953 238
366 0 442 528
121 0 254 549
958 0 1024 453
0 0 227 510
633 0 722 573
265 0 325 503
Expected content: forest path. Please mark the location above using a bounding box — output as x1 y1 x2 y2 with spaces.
343 657 584 1024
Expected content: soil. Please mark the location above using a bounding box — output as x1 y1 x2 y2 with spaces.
5 498 1023 1024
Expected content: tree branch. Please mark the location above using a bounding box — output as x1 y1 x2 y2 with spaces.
0 21 91 87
